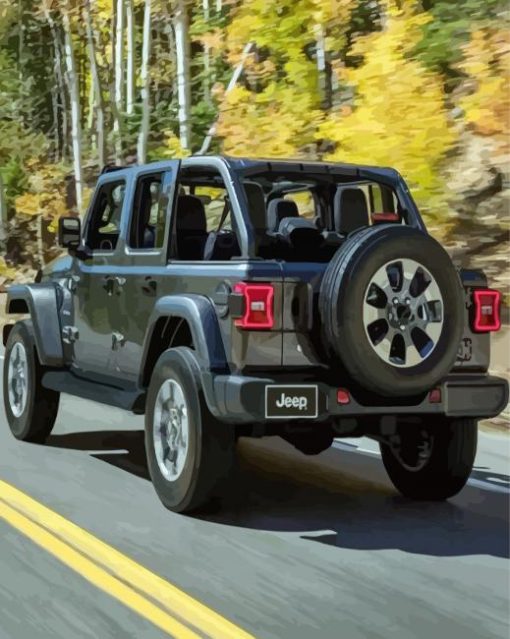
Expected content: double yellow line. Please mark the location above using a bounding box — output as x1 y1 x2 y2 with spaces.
0 480 256 639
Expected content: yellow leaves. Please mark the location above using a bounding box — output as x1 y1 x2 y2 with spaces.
14 193 40 217
14 161 70 231
15 192 68 220
217 84 321 157
0 256 17 280
317 6 455 220
458 28 510 141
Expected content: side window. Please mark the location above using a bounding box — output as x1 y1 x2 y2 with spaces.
85 180 125 251
129 173 171 250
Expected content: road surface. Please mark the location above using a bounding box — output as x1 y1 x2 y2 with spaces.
0 348 508 639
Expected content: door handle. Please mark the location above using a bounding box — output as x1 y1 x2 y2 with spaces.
102 275 115 296
142 277 157 296
102 275 126 296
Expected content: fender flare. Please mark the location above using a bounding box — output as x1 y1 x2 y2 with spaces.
5 284 64 367
139 295 229 409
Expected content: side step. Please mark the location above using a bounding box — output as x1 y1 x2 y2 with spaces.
42 371 146 413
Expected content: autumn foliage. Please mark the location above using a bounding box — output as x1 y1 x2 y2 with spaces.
0 0 508 278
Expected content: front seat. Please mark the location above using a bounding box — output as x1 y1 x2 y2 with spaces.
334 187 370 236
175 195 208 260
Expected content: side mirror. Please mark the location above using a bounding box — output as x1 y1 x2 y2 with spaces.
58 217 81 249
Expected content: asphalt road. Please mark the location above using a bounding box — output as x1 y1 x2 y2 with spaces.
0 350 508 639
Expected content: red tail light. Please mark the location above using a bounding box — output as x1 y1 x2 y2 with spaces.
233 283 274 329
472 288 501 333
337 388 351 405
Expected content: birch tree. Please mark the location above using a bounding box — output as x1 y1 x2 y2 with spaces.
202 0 211 105
84 0 106 168
199 42 254 154
137 0 152 163
0 171 7 252
62 3 83 212
126 0 135 115
114 0 125 112
174 0 192 151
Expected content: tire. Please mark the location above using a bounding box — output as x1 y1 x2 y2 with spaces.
145 347 235 513
3 321 60 443
380 418 477 500
319 225 465 397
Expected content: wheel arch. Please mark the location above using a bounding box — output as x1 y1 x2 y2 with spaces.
139 294 229 391
5 284 64 367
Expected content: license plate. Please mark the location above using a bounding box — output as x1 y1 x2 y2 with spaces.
265 385 318 419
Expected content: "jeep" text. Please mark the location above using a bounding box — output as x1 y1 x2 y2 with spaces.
275 394 308 411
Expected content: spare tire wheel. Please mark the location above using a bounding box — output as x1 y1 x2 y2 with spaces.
319 225 464 397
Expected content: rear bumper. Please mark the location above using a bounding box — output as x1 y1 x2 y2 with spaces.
206 373 509 424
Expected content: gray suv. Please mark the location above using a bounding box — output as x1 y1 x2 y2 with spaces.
3 156 508 513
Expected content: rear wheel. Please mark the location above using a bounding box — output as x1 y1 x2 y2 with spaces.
145 347 234 513
380 418 477 500
3 321 60 443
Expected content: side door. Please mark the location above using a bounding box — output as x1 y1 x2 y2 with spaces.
69 173 131 380
113 161 180 384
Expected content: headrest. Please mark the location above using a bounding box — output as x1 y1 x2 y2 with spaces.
334 187 369 235
175 195 207 233
267 198 299 232
243 182 266 231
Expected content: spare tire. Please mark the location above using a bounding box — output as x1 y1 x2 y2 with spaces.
319 225 464 397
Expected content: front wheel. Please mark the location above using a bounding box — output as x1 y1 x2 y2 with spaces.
380 418 477 500
3 321 60 443
145 347 235 513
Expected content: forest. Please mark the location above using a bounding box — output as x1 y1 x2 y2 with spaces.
0 0 508 299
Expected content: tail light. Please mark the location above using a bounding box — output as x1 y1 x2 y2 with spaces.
337 388 351 405
232 283 274 329
472 288 501 333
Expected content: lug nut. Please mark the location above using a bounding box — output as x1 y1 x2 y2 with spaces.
400 325 406 331
393 298 399 305
406 298 411 305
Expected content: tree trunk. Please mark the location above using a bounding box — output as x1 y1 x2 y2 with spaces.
126 0 135 115
203 0 211 105
62 5 84 212
216 0 222 12
115 0 125 113
199 42 253 155
0 170 7 252
174 0 192 151
51 80 60 161
137 0 152 163
84 0 106 169
44 11 68 161
314 24 332 110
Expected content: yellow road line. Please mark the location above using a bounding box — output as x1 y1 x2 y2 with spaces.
0 499 200 639
0 480 256 639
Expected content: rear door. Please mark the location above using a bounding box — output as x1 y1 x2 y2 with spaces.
113 161 181 383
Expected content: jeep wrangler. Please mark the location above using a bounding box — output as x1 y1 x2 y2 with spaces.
3 157 508 513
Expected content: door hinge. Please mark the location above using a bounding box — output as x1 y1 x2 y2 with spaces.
62 326 79 344
112 332 126 351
